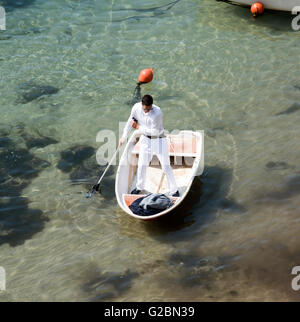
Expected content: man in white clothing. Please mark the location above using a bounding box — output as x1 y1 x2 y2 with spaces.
119 95 179 197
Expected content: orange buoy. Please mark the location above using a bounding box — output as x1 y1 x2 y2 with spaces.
138 68 154 84
251 2 264 17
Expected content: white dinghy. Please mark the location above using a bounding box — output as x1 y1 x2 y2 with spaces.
115 130 204 221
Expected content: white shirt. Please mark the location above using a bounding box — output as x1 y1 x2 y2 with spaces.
121 102 164 140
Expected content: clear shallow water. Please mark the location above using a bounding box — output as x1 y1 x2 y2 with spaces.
0 0 300 301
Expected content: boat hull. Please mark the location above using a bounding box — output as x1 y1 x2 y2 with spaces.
227 0 298 12
115 130 204 220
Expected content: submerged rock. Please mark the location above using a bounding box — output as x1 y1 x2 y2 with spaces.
11 123 59 149
0 35 12 41
24 133 59 149
219 198 246 212
0 123 12 137
0 124 12 148
265 161 294 171
57 145 95 173
276 103 300 116
69 161 100 182
81 267 139 302
0 0 36 11
229 290 239 297
57 145 114 189
262 173 300 201
168 253 218 288
57 144 115 199
17 82 60 104
64 27 73 36
0 136 12 148
0 148 50 179
0 132 50 247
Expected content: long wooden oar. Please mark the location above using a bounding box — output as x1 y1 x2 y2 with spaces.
156 172 165 193
86 146 120 198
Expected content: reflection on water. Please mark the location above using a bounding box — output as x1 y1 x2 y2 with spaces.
0 0 300 301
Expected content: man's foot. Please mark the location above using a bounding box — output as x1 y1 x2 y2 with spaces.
131 188 141 195
172 191 180 197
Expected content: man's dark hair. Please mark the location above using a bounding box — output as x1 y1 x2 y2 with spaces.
142 94 153 106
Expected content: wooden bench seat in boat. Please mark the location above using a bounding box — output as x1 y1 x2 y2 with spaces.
131 136 198 157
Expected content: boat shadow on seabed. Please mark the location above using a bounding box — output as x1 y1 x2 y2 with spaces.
119 165 246 242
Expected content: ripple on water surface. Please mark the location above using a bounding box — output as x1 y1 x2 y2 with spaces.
0 0 300 301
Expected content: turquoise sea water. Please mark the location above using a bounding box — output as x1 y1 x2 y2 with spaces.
0 0 300 301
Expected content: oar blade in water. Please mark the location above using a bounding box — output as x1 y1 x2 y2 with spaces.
86 183 100 198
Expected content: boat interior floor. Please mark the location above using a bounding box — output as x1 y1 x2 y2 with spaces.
127 156 195 198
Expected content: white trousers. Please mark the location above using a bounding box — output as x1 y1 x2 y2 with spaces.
136 136 178 194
